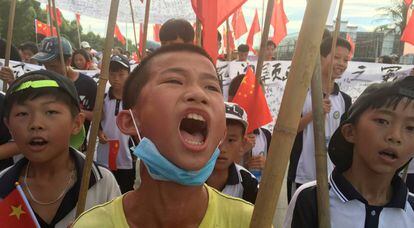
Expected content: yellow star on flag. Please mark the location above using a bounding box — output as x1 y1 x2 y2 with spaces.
9 205 26 220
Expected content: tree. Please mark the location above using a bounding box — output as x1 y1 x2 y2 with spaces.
375 0 409 55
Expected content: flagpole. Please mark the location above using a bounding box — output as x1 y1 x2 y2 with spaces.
249 0 332 227
310 57 331 228
327 0 344 94
254 0 275 87
226 19 231 61
76 0 120 217
15 183 41 228
51 0 66 77
47 0 54 35
128 0 140 60
76 13 82 49
3 0 17 92
35 19 39 46
195 18 202 46
141 0 151 58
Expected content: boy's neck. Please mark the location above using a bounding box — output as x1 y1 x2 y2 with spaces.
27 149 74 179
111 87 123 99
342 161 394 206
66 67 79 82
123 167 208 227
206 167 229 191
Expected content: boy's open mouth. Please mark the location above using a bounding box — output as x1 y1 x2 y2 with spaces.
179 113 208 147
29 137 48 146
379 149 398 160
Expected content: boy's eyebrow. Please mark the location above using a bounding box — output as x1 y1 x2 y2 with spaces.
375 109 414 121
159 67 219 81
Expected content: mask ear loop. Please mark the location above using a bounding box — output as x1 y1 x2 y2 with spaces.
129 109 142 146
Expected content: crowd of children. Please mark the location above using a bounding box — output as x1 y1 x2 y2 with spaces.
0 16 414 228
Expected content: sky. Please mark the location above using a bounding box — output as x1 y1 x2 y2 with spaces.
56 0 393 46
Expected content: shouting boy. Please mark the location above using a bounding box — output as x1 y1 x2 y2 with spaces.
207 102 258 204
0 70 120 227
73 44 254 227
284 76 414 228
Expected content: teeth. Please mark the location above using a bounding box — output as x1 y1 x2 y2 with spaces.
186 113 205 122
184 138 203 145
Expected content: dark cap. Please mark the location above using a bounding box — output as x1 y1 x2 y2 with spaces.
238 44 249 53
328 76 414 172
32 37 73 63
225 102 248 131
5 69 80 111
110 54 130 71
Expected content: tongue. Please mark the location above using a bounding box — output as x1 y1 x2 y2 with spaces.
180 130 204 143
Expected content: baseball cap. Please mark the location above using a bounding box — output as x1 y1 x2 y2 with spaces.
4 70 85 149
328 76 414 172
110 54 130 71
32 37 72 63
80 41 91 49
225 102 248 131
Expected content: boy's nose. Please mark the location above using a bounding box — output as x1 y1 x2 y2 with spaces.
184 85 208 105
386 126 402 145
28 115 45 131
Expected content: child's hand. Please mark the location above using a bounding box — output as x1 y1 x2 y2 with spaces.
322 98 332 114
247 155 266 170
0 66 15 85
98 130 108 144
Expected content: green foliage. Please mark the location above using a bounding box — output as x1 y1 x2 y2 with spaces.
0 0 135 52
375 0 408 35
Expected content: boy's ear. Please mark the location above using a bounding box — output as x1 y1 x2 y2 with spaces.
341 123 356 144
117 110 139 136
71 112 85 135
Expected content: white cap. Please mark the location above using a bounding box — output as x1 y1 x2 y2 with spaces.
224 102 248 130
81 41 91 49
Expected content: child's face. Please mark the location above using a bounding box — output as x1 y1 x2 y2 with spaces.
215 123 245 171
342 98 414 175
109 69 129 91
74 54 87 69
5 95 84 163
321 46 349 79
133 51 226 171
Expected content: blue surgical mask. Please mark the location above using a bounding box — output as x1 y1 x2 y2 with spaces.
129 109 220 186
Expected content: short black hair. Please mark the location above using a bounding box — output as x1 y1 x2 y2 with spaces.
19 41 38 54
3 74 80 120
109 61 129 73
228 74 245 99
238 44 249 53
122 44 216 109
159 19 195 44
227 119 246 137
266 40 276 48
320 37 351 57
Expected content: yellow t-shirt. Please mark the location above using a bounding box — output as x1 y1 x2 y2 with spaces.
73 185 253 227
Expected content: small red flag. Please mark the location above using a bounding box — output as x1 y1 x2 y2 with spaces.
0 186 39 227
75 12 81 25
231 8 248 40
405 0 413 6
402 12 414 45
108 140 120 171
246 9 260 54
153 24 162 42
35 19 56 37
346 34 355 59
114 24 126 45
46 5 63 27
232 68 273 133
271 0 288 45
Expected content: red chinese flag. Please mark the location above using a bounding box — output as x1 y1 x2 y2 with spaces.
271 0 288 45
108 140 120 171
346 34 355 59
75 12 81 25
114 24 126 45
231 8 248 40
405 0 413 6
153 24 161 42
46 5 63 27
246 10 260 54
0 189 38 227
402 13 414 45
35 19 56 37
232 68 273 133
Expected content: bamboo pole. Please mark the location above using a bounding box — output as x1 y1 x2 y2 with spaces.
75 0 120 217
250 0 332 227
195 18 202 46
311 57 331 228
226 19 231 61
254 0 275 84
327 0 344 94
141 0 151 58
51 0 66 77
3 0 17 92
75 13 82 49
129 0 140 59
